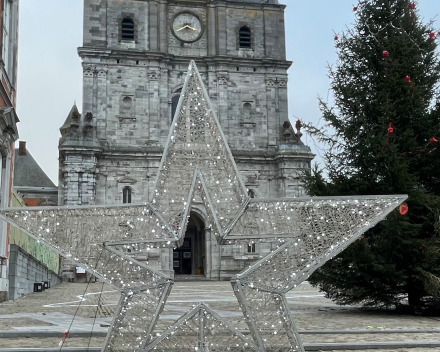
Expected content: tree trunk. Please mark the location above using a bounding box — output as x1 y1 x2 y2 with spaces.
407 279 423 309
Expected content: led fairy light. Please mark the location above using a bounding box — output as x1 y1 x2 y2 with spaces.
0 61 406 352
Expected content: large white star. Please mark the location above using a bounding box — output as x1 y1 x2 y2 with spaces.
0 62 406 352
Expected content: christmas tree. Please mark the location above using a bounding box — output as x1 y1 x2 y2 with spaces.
304 0 440 311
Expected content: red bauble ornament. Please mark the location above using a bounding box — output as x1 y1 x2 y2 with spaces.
419 244 427 252
429 137 438 143
388 122 394 134
429 32 435 39
382 50 389 57
409 2 416 10
334 35 339 41
399 202 408 216
353 6 358 11
404 75 411 82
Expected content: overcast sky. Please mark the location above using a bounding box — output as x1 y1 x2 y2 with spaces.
16 0 439 185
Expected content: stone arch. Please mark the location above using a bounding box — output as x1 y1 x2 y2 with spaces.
173 210 208 277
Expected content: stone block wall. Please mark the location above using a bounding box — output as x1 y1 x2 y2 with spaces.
59 0 315 280
8 245 61 300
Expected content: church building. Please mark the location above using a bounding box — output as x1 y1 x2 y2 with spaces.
58 0 314 279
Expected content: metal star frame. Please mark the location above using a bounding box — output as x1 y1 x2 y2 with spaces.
0 62 407 352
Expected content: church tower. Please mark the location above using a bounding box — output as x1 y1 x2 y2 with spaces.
59 0 314 279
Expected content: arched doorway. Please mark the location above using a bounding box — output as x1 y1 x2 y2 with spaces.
173 212 206 276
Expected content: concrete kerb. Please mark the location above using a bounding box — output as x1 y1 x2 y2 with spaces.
1 329 440 339
1 342 440 352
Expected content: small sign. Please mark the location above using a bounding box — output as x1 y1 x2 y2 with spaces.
76 267 86 274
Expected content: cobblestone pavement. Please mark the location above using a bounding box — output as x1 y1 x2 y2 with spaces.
0 280 439 349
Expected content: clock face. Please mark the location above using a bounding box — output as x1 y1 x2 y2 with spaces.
171 12 204 43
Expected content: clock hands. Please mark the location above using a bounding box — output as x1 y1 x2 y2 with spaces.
177 24 197 31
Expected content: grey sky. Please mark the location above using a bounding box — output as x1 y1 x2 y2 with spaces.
16 0 439 184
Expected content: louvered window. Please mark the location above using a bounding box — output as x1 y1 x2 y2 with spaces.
239 26 251 48
121 18 135 41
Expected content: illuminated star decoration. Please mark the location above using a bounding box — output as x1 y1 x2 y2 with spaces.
0 61 407 352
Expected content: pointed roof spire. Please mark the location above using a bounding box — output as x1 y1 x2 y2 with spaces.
60 104 80 131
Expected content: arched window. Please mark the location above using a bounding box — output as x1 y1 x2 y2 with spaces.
248 189 255 199
121 18 135 41
239 26 252 48
171 88 182 121
243 102 252 119
122 186 132 204
122 96 133 114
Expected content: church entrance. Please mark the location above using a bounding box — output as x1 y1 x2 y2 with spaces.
173 212 205 276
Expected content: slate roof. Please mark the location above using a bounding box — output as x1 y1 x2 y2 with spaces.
14 149 56 188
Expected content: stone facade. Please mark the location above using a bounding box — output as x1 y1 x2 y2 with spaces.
8 245 61 300
0 0 20 300
59 0 314 280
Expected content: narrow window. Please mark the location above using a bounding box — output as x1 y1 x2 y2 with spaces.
171 88 182 121
123 186 132 204
239 26 252 48
248 189 255 198
121 18 135 41
247 243 256 253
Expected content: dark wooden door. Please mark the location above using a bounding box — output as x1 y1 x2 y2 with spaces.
173 238 192 275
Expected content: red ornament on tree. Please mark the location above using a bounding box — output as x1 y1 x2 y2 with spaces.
382 50 389 58
387 122 394 133
334 35 339 41
429 32 435 39
353 6 358 11
429 137 438 143
399 202 409 216
419 244 427 252
409 2 416 10
404 75 411 82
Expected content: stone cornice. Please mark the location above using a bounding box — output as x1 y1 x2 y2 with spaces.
78 48 292 70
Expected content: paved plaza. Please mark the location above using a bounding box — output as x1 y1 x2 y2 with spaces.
0 281 439 350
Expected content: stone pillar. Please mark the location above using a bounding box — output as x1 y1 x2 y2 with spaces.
159 68 170 146
216 5 227 56
207 64 218 113
160 248 174 278
216 73 229 143
96 67 108 141
159 1 168 53
265 77 278 149
207 4 217 56
149 1 159 52
205 229 219 280
278 77 288 130
148 69 161 144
